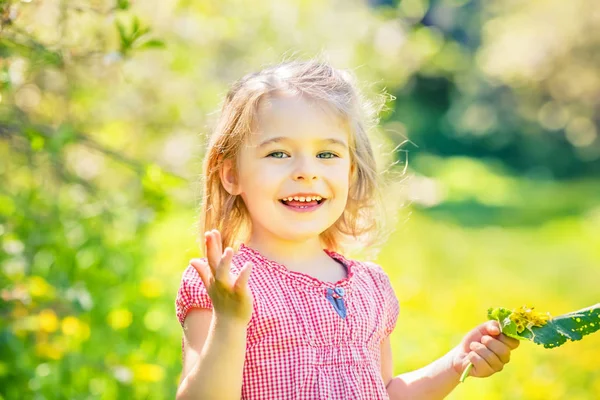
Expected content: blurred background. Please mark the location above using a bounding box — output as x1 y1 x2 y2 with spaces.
1 0 599 398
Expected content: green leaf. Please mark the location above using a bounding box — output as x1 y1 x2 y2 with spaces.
116 0 130 11
524 305 600 348
132 17 140 36
116 19 130 54
488 304 600 348
487 307 523 341
115 16 156 55
136 39 165 50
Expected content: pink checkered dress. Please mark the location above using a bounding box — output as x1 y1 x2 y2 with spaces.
176 244 399 400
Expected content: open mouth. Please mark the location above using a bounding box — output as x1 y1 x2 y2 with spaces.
279 195 326 210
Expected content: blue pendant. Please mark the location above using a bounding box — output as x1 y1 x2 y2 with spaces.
326 287 347 318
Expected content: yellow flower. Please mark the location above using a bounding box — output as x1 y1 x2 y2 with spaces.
133 363 165 382
107 308 132 330
61 316 91 341
510 305 551 333
140 278 163 298
29 276 55 299
38 309 59 333
35 342 63 360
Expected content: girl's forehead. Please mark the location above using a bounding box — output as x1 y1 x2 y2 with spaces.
249 94 349 145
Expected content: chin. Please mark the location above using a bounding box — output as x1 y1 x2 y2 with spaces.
275 228 330 242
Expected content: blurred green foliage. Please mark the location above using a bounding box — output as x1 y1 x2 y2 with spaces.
1 0 598 399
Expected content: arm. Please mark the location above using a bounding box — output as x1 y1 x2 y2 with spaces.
176 230 254 400
381 336 460 400
383 321 520 400
176 310 248 400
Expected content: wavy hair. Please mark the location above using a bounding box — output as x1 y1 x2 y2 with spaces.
199 59 387 253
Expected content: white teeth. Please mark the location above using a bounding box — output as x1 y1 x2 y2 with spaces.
281 196 324 202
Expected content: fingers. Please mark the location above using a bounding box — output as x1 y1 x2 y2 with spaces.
205 230 232 284
466 351 496 377
216 247 234 284
481 335 512 364
467 333 519 378
234 262 253 294
190 258 212 288
469 341 504 373
190 232 253 322
497 333 521 350
205 231 221 274
475 321 519 351
198 229 238 288
460 321 520 379
479 320 501 336
213 230 223 256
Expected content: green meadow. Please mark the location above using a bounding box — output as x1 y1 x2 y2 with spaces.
2 0 599 398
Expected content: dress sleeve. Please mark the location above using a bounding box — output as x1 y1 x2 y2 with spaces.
175 262 213 327
365 262 400 337
380 270 400 337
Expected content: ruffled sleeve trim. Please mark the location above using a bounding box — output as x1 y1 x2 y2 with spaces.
363 261 400 337
175 262 213 326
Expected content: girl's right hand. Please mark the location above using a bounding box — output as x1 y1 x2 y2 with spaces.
190 229 253 324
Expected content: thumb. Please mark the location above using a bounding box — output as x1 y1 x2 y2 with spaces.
464 320 501 345
234 262 253 294
484 320 501 336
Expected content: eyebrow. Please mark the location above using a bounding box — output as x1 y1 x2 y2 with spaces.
257 136 348 149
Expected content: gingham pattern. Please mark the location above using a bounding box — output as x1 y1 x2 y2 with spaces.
176 244 399 400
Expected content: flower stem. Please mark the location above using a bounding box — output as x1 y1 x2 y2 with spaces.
460 362 474 383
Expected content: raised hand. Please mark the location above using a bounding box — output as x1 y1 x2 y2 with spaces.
189 229 253 324
454 320 520 380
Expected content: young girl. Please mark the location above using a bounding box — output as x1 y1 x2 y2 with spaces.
175 60 519 400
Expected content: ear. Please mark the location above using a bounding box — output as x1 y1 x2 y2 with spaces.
220 158 240 195
349 161 357 184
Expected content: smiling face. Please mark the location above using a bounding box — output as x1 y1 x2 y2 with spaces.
221 93 353 245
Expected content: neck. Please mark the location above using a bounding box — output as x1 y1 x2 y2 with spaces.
246 231 327 267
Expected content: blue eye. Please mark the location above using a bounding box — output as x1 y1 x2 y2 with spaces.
317 152 338 159
267 151 289 158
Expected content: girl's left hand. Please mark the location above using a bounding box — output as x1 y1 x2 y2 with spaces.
453 321 520 379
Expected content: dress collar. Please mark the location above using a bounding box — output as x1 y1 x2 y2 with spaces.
238 243 355 288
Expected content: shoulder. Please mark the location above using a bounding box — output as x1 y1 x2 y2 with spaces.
175 260 213 326
350 257 391 284
351 259 400 335
180 261 203 281
343 257 397 303
177 262 204 295
360 260 388 275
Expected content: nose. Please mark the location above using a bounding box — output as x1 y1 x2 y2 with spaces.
292 155 319 181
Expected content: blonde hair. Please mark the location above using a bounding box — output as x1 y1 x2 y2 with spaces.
199 59 387 253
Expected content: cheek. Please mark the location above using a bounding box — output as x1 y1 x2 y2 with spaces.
237 170 277 204
332 162 352 191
